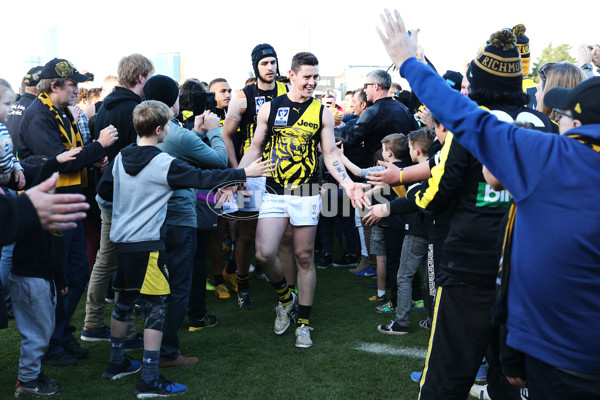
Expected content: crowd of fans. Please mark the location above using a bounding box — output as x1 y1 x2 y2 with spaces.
1 10 600 399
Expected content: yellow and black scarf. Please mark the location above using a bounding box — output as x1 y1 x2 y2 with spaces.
492 133 600 324
38 92 87 188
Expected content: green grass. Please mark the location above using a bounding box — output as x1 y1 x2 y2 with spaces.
0 267 432 399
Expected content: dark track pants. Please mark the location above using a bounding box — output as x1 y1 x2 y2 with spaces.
419 284 520 400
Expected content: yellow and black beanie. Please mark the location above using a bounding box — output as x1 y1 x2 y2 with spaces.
467 29 523 93
512 24 530 76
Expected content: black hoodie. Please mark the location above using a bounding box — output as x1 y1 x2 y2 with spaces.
94 86 142 162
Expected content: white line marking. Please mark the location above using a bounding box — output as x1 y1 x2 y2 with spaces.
355 342 427 359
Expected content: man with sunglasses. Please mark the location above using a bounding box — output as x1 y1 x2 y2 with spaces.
337 69 417 169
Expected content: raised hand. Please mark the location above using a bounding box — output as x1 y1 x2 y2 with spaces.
244 157 275 178
362 203 390 226
342 181 371 210
25 173 89 231
97 124 118 148
376 9 420 69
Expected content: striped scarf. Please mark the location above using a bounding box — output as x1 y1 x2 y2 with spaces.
492 133 600 324
38 92 87 188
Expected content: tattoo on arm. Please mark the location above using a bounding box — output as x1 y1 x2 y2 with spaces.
332 160 348 181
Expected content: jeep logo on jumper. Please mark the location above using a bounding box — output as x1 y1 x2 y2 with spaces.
476 183 512 208
297 119 319 130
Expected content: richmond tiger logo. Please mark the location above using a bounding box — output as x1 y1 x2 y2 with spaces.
266 126 317 189
55 61 74 78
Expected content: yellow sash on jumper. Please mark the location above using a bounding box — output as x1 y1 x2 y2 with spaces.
38 93 87 188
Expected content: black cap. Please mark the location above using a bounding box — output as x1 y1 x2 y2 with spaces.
251 43 279 79
40 58 91 83
143 75 179 108
442 70 463 91
544 77 600 125
24 66 43 87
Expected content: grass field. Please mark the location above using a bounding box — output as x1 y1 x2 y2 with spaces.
0 264 434 399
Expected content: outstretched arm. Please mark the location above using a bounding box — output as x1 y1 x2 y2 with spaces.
338 145 363 178
376 8 555 202
367 159 431 186
321 108 370 209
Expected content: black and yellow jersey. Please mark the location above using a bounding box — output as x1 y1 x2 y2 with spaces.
264 94 323 195
413 132 511 286
239 81 288 158
412 104 553 286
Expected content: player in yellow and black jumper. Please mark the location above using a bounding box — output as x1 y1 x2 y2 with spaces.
208 78 232 128
238 52 369 348
221 44 294 310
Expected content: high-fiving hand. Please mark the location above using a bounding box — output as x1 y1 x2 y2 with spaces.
376 9 420 70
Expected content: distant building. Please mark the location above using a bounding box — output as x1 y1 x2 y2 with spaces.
44 26 58 63
25 56 42 72
151 53 181 82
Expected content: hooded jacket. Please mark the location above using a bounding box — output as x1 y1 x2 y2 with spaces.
402 56 600 375
97 144 245 253
95 86 142 161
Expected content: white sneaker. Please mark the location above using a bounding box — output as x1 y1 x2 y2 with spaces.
470 384 491 400
295 324 314 348
274 291 296 335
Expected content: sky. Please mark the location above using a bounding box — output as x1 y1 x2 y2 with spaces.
2 0 597 92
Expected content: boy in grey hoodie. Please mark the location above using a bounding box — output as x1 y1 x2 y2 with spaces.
97 100 271 398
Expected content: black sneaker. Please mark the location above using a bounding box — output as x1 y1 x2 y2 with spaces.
15 376 61 397
135 375 187 398
103 357 142 380
290 303 299 325
377 320 409 335
237 290 256 310
253 264 270 282
332 253 358 267
316 253 332 269
38 372 60 389
62 338 89 358
188 315 217 332
41 351 78 367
